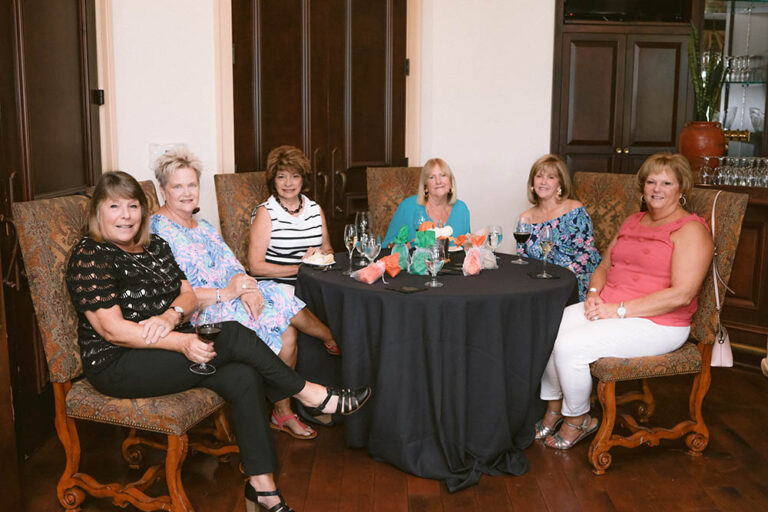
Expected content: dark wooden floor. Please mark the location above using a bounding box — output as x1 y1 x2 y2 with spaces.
21 367 768 511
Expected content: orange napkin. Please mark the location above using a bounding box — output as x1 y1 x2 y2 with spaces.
453 234 467 247
471 234 486 247
353 263 384 284
418 221 436 232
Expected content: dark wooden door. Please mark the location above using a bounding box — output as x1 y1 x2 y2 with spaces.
232 0 406 246
620 34 689 173
0 0 100 460
555 31 690 175
558 33 626 174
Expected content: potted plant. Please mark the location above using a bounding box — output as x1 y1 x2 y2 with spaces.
679 24 728 172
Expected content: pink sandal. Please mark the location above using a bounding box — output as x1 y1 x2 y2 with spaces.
270 411 317 440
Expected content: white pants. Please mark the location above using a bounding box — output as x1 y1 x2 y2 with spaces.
540 303 690 417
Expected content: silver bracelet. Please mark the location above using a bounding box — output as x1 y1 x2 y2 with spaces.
588 287 598 294
216 288 222 304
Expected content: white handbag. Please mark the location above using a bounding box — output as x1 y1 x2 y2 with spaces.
709 190 733 368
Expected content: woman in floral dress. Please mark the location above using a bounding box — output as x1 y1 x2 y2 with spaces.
519 154 601 300
150 148 340 440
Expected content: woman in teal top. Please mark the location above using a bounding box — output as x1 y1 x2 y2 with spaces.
382 158 471 246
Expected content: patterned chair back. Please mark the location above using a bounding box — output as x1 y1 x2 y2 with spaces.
366 167 421 240
12 181 161 383
214 172 269 267
574 172 748 346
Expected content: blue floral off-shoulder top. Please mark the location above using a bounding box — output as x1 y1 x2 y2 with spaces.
520 206 602 301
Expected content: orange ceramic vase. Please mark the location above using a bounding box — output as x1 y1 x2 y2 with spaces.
678 121 726 173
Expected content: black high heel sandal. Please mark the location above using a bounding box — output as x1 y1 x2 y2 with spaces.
305 386 372 416
245 483 294 512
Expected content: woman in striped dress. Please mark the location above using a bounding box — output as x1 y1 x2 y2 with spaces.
248 145 334 286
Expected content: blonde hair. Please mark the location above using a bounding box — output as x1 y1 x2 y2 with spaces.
417 158 457 206
636 152 694 208
153 147 203 188
88 171 151 247
526 154 572 205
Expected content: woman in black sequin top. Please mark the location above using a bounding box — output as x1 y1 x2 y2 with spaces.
66 171 371 512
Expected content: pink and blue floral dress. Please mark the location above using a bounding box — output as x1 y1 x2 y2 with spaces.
150 215 304 354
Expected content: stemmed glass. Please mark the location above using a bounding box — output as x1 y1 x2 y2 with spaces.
355 211 371 267
699 156 713 185
362 236 381 265
486 225 502 261
511 216 530 265
425 242 445 288
343 224 358 275
190 307 220 375
536 226 555 279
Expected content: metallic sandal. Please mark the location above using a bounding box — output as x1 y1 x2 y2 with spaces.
544 414 598 450
534 409 564 440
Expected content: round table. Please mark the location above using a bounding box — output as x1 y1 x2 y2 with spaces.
295 252 577 491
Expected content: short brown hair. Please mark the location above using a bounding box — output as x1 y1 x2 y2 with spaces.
88 171 151 247
526 154 572 205
417 158 458 206
636 152 694 208
153 147 203 187
265 145 310 197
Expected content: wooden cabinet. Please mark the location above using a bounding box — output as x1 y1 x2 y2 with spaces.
553 30 691 174
232 0 407 245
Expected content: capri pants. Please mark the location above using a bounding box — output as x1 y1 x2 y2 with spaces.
540 303 690 417
87 321 305 476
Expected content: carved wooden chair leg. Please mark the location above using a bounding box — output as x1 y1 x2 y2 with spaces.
615 379 655 422
53 383 86 511
589 380 616 476
121 429 144 469
686 345 712 456
166 434 193 512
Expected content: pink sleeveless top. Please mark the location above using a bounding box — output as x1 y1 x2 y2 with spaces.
600 212 709 326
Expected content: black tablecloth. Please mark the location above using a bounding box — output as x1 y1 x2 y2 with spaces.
295 252 576 491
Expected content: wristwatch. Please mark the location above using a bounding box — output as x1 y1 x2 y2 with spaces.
617 302 626 319
170 306 184 325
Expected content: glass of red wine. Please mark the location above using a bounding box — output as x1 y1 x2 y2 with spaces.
190 307 220 375
511 216 530 264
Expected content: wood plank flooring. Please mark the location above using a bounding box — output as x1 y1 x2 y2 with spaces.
20 367 768 511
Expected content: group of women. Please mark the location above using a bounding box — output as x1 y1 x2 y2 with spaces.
66 142 713 511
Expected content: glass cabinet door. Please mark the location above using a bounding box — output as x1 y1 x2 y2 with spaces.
704 0 768 157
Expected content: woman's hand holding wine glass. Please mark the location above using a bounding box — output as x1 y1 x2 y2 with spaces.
190 307 220 375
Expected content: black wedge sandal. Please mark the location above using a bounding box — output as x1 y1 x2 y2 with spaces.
245 483 294 512
305 386 372 416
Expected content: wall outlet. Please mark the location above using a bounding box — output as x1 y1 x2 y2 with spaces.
149 142 187 170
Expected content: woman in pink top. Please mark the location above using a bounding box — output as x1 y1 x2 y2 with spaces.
535 153 714 450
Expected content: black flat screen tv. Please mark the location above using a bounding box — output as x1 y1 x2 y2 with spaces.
564 0 689 23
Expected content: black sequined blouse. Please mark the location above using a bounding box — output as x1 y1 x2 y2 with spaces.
66 234 186 373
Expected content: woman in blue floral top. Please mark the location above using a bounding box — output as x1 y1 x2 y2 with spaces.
150 148 340 440
519 155 601 300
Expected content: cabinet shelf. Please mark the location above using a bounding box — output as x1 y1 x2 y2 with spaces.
725 80 767 85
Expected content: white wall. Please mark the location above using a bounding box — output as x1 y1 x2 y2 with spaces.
419 0 555 252
111 0 222 228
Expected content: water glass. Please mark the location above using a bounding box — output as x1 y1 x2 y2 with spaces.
425 243 445 288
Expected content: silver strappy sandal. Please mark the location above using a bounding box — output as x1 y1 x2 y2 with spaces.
544 414 598 450
534 408 564 440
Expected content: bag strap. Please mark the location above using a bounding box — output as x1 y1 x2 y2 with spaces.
710 190 733 314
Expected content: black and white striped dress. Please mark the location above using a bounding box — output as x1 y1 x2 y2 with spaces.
252 194 323 284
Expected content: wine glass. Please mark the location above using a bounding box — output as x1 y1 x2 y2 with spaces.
487 225 502 261
343 224 358 275
511 216 530 265
190 307 220 375
355 211 371 266
699 156 712 185
425 242 445 288
536 226 555 279
362 236 381 265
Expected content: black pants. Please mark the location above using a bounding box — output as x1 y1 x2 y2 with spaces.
87 322 306 475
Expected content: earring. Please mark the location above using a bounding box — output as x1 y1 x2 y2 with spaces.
424 188 429 197
640 194 646 204
679 196 687 207
557 186 563 199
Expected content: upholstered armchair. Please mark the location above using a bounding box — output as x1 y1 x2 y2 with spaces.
12 181 237 511
366 167 421 241
574 172 748 475
214 172 269 268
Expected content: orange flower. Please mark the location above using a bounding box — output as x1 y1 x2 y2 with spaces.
418 221 436 232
